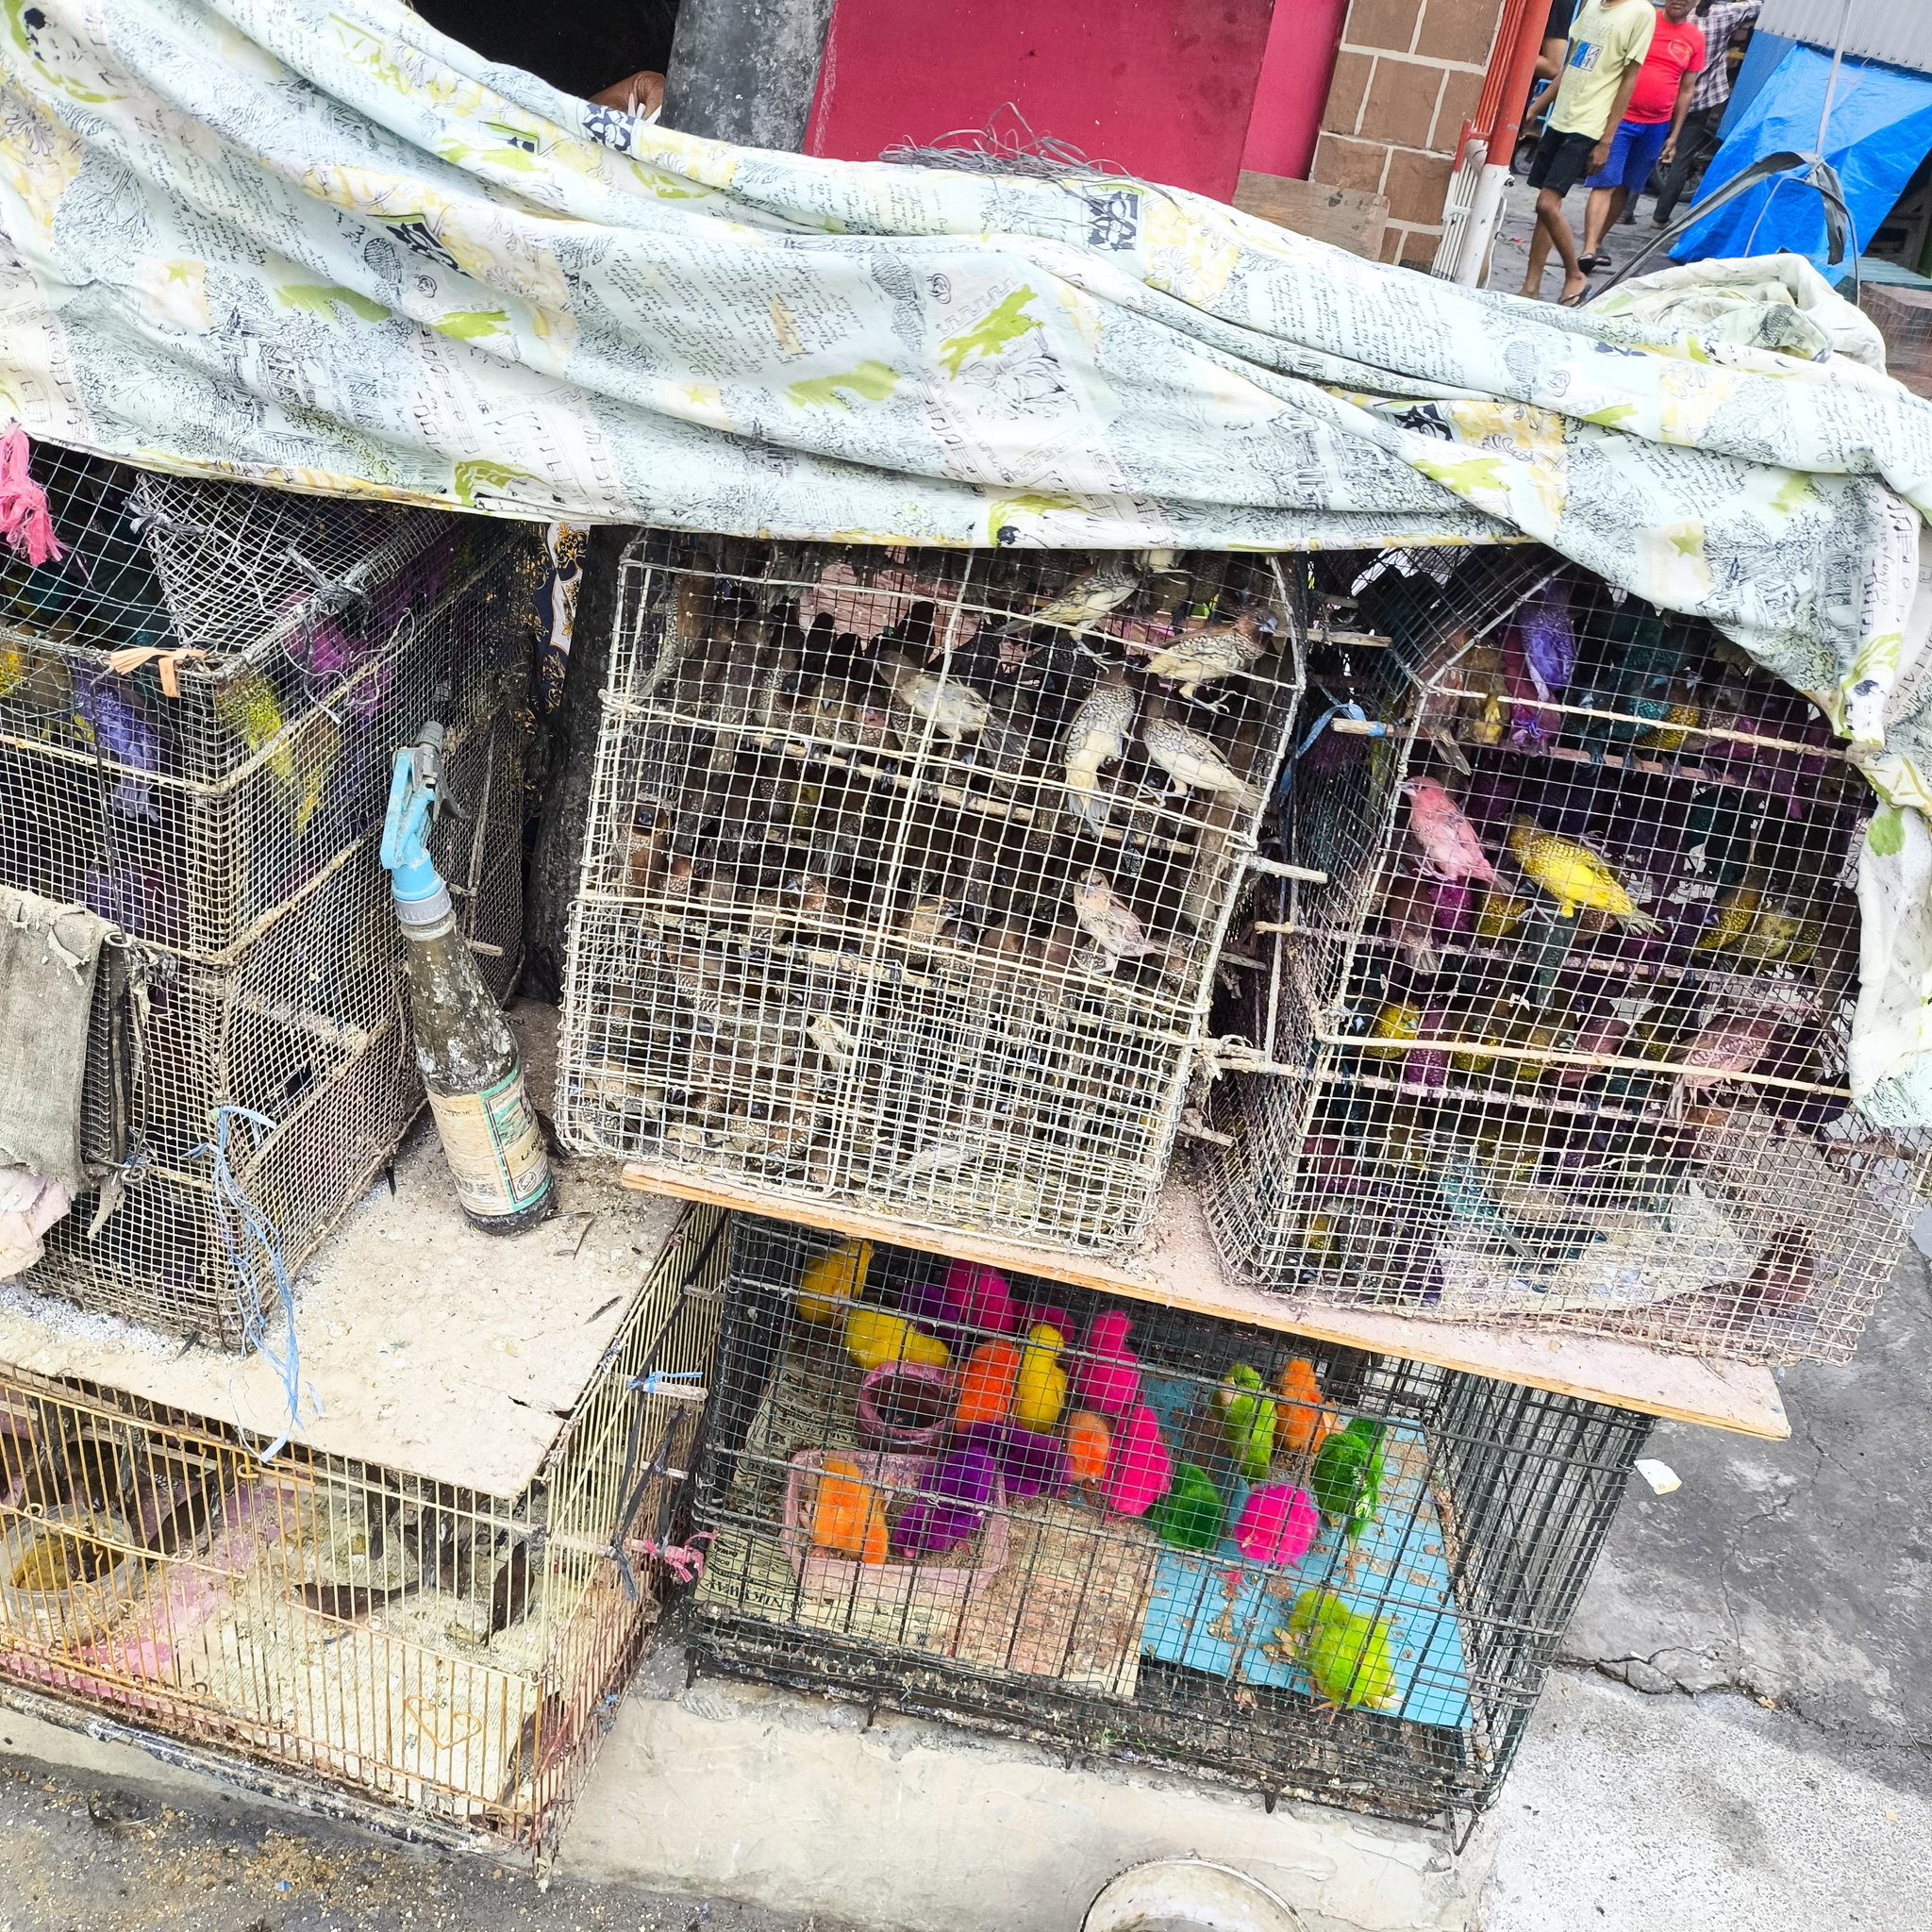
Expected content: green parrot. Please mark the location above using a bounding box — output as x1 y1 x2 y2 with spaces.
1214 1364 1275 1482
1308 1417 1386 1541
1286 1589 1398 1710
1153 1463 1225 1553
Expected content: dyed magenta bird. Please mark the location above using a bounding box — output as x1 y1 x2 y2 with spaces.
1106 1405 1173 1518
1072 1310 1141 1419
1402 779 1498 887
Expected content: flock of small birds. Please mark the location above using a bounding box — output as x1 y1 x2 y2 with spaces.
575 542 1298 1182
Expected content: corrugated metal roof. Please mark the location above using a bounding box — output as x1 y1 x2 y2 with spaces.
1758 0 1932 75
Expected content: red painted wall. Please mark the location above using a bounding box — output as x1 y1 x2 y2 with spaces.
1239 0 1349 181
805 0 1279 203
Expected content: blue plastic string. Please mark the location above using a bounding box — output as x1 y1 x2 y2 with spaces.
191 1104 318 1460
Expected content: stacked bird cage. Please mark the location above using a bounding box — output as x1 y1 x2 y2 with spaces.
687 1217 1650 1824
1203 543 1931 1364
0 1204 726 1852
0 444 535 1344
558 535 1304 1255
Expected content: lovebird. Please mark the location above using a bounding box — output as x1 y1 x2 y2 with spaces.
843 1306 949 1374
798 1238 873 1323
1011 1324 1067 1431
1215 1365 1275 1482
1309 1417 1387 1541
1507 819 1659 932
1153 1463 1225 1553
1286 1590 1399 1711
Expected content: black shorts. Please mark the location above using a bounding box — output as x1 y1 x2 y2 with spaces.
1525 126 1599 196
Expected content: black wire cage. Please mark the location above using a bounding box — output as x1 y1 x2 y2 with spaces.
686 1216 1652 1825
1203 542 1931 1366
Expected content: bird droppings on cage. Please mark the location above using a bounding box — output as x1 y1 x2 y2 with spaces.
0 443 535 1346
0 1205 727 1851
1205 544 1931 1366
688 1217 1651 1823
558 536 1305 1254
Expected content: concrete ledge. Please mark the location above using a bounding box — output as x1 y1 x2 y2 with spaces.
562 1668 1479 1932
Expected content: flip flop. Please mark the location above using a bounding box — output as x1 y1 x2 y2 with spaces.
1557 289 1590 308
1575 252 1607 273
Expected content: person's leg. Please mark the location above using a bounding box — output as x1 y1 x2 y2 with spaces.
1540 186 1587 303
1651 108 1710 226
1581 187 1615 259
1521 209 1557 297
1584 186 1630 255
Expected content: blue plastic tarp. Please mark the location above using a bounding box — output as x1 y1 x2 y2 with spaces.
1674 43 1932 272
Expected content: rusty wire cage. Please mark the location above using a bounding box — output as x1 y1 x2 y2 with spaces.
0 1204 726 1853
0 444 537 1344
1202 543 1930 1365
687 1216 1650 1824
557 535 1305 1255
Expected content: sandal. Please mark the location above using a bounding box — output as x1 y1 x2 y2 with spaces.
1575 252 1607 274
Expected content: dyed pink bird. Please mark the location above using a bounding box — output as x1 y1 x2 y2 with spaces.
1072 1310 1141 1419
944 1259 1016 1335
1234 1484 1319 1566
1402 778 1499 887
1106 1405 1173 1518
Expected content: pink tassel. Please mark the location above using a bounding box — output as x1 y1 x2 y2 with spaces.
0 427 60 566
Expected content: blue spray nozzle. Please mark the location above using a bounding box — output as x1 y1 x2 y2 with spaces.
381 721 447 906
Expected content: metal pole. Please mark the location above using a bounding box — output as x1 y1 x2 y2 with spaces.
1816 0 1856 158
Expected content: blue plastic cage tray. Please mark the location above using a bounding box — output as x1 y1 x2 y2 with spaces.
1135 1374 1473 1730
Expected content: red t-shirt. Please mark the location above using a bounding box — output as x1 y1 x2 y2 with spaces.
1626 15 1706 123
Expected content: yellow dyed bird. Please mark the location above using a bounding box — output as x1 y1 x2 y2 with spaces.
1637 697 1701 753
1507 819 1658 932
1473 886 1529 941
1363 1000 1422 1060
213 666 294 789
843 1305 950 1374
798 1238 873 1324
1692 883 1763 954
1735 903 1822 967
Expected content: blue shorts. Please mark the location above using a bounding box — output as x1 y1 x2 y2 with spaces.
1586 117 1672 194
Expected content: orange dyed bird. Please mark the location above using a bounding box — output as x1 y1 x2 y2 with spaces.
809 1457 889 1563
1065 1409 1112 1486
953 1337 1022 1431
1276 1357 1339 1458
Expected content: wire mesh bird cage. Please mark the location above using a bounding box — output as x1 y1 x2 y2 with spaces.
557 534 1305 1255
0 1204 726 1852
0 444 537 1345
687 1216 1650 1824
1203 542 1931 1365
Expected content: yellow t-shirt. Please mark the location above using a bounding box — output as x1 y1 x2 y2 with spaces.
1550 0 1657 139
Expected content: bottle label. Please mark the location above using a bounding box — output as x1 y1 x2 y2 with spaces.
426 1067 553 1219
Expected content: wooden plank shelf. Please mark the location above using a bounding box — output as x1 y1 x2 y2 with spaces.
618 1162 1790 1441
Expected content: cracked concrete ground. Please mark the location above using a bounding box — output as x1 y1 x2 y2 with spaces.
1478 1247 1932 1926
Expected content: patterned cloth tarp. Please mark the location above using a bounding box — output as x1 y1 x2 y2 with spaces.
6 2 1932 1112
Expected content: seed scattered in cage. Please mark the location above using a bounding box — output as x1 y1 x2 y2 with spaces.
1206 545 1930 1364
559 536 1307 1253
689 1217 1652 1822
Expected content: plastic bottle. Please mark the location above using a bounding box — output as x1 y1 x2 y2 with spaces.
380 722 553 1234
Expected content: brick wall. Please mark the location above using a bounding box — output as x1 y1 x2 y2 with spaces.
1311 0 1507 267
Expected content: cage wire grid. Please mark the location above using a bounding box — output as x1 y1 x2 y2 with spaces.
0 1205 728 1851
0 444 539 1345
687 1216 1650 1824
558 534 1306 1254
1200 542 1931 1366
